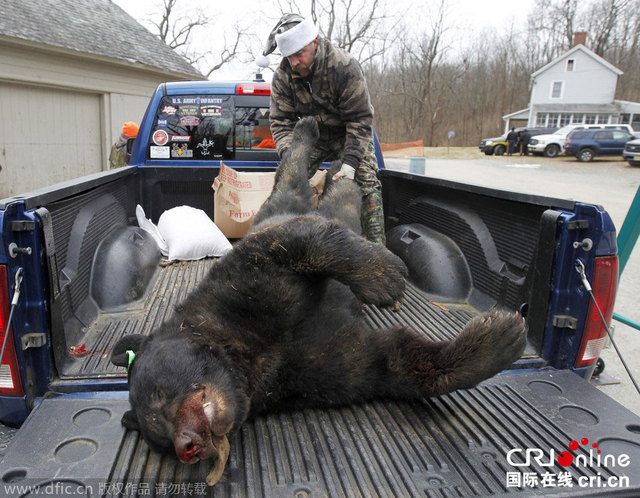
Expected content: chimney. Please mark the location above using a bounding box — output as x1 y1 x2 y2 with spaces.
573 31 587 47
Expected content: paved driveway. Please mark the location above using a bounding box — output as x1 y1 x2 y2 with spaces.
385 153 640 414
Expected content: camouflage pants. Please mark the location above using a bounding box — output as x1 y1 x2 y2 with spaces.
308 136 386 245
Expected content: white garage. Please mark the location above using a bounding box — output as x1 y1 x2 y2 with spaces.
0 0 205 198
0 84 103 195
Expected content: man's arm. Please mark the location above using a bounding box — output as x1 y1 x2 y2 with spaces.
269 68 298 158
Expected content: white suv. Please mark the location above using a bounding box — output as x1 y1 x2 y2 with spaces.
528 124 638 158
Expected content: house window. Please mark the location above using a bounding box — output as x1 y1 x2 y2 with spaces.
632 114 640 132
548 113 559 126
597 114 610 124
572 114 584 124
620 113 631 124
567 59 575 71
536 113 548 126
551 81 563 99
560 113 571 126
585 114 597 124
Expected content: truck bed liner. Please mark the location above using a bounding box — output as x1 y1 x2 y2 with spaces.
60 259 217 379
2 370 639 496
60 259 492 381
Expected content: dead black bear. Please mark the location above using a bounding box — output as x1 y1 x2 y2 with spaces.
111 117 526 486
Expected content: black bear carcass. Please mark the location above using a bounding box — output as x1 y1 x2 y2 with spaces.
111 117 526 486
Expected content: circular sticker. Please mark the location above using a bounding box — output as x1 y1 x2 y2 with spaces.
152 129 169 146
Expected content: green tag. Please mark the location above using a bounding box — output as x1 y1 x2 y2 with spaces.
125 350 136 373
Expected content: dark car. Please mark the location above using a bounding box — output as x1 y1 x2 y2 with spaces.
563 128 636 162
478 127 557 156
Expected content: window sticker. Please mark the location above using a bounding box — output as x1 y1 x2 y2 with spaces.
171 144 193 158
179 105 199 116
201 105 222 117
152 129 169 146
160 105 178 115
150 146 170 158
180 116 200 127
149 95 237 159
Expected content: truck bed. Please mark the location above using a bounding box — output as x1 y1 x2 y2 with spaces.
55 258 513 384
42 167 552 391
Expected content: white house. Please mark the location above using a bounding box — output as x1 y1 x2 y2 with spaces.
0 0 206 199
503 33 640 133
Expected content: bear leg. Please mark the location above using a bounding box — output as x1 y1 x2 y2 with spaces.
382 311 526 397
251 117 319 229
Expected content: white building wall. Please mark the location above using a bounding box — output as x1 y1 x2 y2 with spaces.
0 40 196 198
531 51 618 105
109 93 152 144
0 83 103 198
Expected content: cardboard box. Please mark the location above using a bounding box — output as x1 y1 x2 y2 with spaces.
212 162 275 238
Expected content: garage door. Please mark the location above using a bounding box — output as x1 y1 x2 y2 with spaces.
0 83 103 199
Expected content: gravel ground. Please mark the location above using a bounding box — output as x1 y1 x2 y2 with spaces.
0 424 17 461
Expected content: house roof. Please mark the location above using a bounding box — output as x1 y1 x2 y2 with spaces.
615 100 640 112
531 44 623 78
533 103 619 113
0 0 205 80
502 108 529 120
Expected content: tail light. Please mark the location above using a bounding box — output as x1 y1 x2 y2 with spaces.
575 255 618 368
236 83 271 95
0 265 24 397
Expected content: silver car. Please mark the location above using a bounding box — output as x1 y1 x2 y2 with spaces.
623 138 640 167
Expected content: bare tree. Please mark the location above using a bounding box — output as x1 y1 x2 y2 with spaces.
581 0 640 101
149 0 245 77
274 0 400 66
381 0 457 146
525 0 578 65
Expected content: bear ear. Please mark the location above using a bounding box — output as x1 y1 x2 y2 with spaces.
121 409 140 431
111 334 146 368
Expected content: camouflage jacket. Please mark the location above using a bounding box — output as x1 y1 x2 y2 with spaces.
270 37 374 169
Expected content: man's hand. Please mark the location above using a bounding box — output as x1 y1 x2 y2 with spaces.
331 163 355 181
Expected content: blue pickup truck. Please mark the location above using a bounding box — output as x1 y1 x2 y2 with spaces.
0 80 638 496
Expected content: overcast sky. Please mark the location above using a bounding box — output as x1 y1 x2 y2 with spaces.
113 0 538 80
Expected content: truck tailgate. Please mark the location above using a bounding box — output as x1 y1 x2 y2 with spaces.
2 371 639 496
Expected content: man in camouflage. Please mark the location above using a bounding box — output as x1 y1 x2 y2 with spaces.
109 121 139 169
263 14 386 245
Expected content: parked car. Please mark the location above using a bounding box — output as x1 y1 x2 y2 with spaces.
478 127 556 155
529 124 638 158
563 128 636 162
623 138 640 166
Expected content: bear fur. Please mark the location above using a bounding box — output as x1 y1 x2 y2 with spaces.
111 117 526 486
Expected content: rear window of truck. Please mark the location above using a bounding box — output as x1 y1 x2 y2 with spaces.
148 94 276 161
